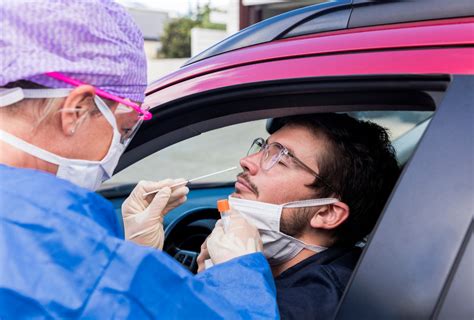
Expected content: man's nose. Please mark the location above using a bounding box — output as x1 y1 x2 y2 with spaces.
240 152 260 175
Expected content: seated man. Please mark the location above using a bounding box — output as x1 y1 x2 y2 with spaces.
198 113 400 319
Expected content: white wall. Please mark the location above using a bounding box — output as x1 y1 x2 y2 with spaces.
243 0 286 5
227 0 241 36
126 8 169 40
147 58 188 83
191 28 228 57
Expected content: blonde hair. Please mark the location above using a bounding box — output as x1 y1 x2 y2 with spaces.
2 80 100 131
2 97 64 130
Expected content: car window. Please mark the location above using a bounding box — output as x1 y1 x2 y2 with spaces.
106 120 268 186
348 111 432 140
105 111 432 187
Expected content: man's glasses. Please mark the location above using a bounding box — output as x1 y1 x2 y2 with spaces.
247 137 339 196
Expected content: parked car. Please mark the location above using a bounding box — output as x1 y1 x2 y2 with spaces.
101 0 474 318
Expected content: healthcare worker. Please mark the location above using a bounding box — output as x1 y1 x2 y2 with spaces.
0 1 278 318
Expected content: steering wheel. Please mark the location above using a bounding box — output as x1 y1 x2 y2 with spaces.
163 208 220 273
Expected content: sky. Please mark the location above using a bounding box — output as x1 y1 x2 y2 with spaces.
117 0 230 17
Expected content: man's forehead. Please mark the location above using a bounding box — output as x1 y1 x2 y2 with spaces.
267 125 321 156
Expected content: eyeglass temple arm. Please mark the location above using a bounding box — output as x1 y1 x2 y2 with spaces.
46 72 152 120
289 153 339 196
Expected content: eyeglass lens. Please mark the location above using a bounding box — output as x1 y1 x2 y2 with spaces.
113 103 151 145
248 138 285 171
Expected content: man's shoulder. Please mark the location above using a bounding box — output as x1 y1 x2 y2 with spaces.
277 246 362 284
320 246 363 281
319 247 362 292
275 247 362 319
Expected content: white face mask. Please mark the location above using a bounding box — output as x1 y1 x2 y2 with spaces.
0 89 125 191
228 196 339 266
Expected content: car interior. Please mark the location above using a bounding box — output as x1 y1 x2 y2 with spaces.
97 0 473 315
100 74 449 273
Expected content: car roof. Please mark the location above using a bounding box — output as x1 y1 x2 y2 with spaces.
183 0 474 66
145 17 473 107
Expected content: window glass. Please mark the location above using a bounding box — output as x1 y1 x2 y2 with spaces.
106 120 268 186
348 111 432 140
105 111 433 187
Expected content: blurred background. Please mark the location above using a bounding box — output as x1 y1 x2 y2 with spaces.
117 0 326 80
107 1 429 187
108 1 329 186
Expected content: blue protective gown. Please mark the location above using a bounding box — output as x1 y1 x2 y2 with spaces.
0 165 279 319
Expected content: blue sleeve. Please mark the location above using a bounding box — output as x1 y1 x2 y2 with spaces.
83 241 279 319
0 166 279 319
195 253 279 319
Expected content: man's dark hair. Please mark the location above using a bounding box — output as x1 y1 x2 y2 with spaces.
273 113 400 245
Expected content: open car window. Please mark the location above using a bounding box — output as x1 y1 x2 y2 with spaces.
105 120 268 187
104 110 433 188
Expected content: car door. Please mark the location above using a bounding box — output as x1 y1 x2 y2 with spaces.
336 76 474 319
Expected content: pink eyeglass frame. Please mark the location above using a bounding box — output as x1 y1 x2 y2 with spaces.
46 72 152 120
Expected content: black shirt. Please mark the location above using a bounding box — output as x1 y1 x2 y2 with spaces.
275 246 362 320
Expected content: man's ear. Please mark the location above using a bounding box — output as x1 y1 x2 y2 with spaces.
309 201 349 230
60 85 95 136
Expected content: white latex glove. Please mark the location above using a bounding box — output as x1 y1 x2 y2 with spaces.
207 210 263 265
122 179 189 249
197 239 210 273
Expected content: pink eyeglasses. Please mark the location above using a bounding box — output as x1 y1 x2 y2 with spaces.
46 72 152 120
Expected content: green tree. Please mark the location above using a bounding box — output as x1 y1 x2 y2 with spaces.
159 3 226 58
196 4 226 31
160 17 196 58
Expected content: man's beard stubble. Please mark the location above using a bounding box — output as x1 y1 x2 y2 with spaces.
236 172 312 237
236 172 259 197
280 206 313 238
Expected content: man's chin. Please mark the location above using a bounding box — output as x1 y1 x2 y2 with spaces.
231 191 258 200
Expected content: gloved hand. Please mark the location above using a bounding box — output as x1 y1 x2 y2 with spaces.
207 210 263 265
122 179 189 249
197 240 210 273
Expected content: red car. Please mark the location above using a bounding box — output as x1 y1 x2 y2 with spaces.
107 1 474 318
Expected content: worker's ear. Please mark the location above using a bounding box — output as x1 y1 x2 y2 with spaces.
60 85 96 136
309 201 349 230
